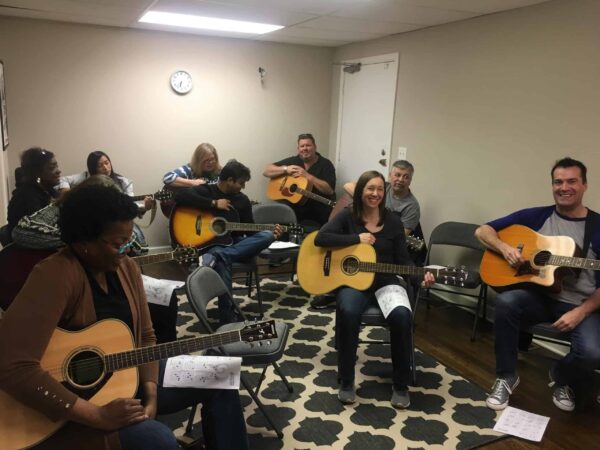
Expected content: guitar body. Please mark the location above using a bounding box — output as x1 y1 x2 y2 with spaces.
266 176 310 204
480 224 576 290
0 320 138 450
297 232 375 295
170 207 238 249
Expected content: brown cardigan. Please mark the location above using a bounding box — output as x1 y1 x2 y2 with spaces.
0 247 158 450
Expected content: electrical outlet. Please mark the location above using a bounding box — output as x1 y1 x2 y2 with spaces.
397 147 407 161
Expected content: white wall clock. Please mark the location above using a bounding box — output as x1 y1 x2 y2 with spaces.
170 70 193 95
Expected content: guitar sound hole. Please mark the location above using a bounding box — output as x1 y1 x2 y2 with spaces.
342 256 359 275
289 184 298 193
211 218 227 235
533 250 551 267
67 350 105 388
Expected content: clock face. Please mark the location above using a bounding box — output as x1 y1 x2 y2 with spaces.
170 70 193 94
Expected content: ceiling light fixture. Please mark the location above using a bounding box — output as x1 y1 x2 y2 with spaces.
139 11 284 35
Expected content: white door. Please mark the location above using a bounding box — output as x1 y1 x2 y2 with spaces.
335 53 398 187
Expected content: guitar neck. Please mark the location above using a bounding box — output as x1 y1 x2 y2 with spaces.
359 262 457 279
105 330 242 372
548 255 600 271
132 252 175 266
294 186 336 207
224 222 291 233
131 194 148 202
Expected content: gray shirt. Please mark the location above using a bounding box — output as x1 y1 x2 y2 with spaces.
539 212 597 305
385 186 420 231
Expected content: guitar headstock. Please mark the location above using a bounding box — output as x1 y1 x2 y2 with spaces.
153 189 173 202
437 266 470 287
406 235 425 252
287 224 304 237
173 246 199 264
240 320 277 343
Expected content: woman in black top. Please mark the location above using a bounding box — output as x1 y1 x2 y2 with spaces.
6 147 61 240
315 170 434 408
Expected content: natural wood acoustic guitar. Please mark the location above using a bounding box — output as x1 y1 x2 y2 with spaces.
169 206 303 249
266 175 335 207
297 231 468 295
0 319 276 450
479 224 600 290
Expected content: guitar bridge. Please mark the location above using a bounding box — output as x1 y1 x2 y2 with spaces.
323 250 331 276
514 262 540 277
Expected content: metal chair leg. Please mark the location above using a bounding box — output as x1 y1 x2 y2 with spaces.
241 376 283 439
272 361 294 393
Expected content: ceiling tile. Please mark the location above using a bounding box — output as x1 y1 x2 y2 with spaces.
400 0 551 14
302 15 421 35
336 0 478 25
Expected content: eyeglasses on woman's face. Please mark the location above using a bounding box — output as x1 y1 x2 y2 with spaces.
100 234 136 255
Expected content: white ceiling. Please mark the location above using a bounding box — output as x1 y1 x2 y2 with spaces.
0 0 551 47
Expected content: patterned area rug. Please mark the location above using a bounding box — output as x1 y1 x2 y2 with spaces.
163 277 505 449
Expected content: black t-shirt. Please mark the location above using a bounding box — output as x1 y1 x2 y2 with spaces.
88 270 134 333
275 153 336 226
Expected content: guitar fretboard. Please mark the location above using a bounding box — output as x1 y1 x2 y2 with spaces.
225 223 292 233
104 330 242 372
358 262 465 282
132 252 175 266
294 186 336 207
548 255 600 270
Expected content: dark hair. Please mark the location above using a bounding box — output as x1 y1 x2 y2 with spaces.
20 147 55 182
87 151 124 186
352 170 387 226
59 184 138 244
297 133 316 145
219 159 251 183
391 160 414 175
551 157 587 184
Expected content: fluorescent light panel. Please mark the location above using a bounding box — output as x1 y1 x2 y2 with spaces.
139 11 283 35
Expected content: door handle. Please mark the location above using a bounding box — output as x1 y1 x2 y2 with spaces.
378 159 387 167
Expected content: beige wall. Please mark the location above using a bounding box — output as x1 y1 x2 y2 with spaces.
331 0 600 239
0 17 333 246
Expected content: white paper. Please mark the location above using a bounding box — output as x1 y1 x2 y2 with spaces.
142 274 184 306
374 284 411 319
493 406 550 442
163 355 242 389
268 240 300 250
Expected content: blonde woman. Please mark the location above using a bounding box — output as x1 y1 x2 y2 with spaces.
162 143 221 188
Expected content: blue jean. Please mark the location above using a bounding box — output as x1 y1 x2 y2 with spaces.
208 231 275 324
120 361 248 450
494 289 600 391
336 287 413 389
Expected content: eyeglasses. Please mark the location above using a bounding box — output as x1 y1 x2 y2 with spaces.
101 235 136 255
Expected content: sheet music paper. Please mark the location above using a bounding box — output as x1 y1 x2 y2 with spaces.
268 241 300 250
141 274 184 306
163 355 242 389
493 406 550 442
374 284 411 319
